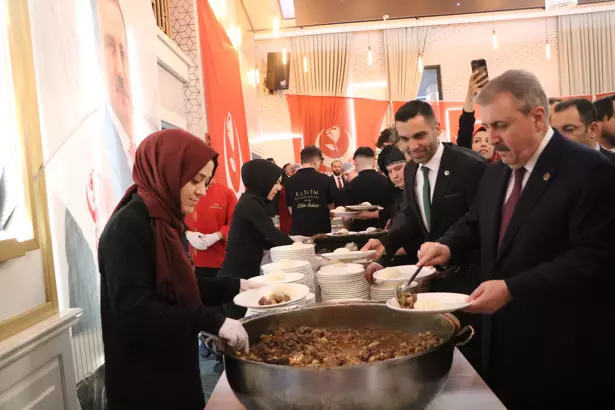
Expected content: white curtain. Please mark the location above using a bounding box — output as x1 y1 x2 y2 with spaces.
558 11 615 95
291 33 351 96
385 27 429 102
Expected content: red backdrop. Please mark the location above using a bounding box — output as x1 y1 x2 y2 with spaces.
197 0 251 196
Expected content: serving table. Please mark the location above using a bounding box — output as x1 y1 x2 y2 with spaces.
205 348 505 410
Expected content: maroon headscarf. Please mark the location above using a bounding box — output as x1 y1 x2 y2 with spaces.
113 129 218 308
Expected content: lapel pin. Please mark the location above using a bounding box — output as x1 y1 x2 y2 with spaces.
543 172 551 181
444 170 450 176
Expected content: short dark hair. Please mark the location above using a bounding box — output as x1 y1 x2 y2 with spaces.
300 146 323 164
331 160 342 167
548 97 563 106
353 147 375 160
395 100 437 123
554 98 597 127
376 128 393 149
594 95 615 122
266 158 275 162
282 163 291 171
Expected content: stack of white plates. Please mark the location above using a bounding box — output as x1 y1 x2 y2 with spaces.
261 260 316 295
245 292 316 317
317 263 369 301
370 281 419 302
248 272 305 285
271 243 320 272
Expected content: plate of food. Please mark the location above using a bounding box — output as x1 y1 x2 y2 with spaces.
233 283 310 309
386 292 471 314
326 228 357 237
321 248 376 261
345 202 384 212
373 266 436 283
331 206 359 217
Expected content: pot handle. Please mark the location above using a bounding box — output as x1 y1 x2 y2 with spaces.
454 325 474 347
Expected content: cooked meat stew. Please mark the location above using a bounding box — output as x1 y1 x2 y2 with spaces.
234 326 444 368
258 293 291 306
398 291 417 309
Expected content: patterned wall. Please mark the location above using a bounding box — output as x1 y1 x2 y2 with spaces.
170 0 207 136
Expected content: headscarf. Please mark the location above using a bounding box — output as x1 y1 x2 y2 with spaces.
113 129 218 308
241 159 283 200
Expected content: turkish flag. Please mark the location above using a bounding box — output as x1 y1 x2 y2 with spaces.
594 92 615 100
287 95 354 165
197 0 250 195
353 98 389 149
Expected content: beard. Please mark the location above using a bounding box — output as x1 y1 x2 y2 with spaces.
601 128 615 147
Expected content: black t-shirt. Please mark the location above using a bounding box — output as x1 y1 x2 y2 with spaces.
285 168 336 236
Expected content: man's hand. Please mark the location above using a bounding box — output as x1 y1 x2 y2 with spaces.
464 280 511 314
361 239 385 260
364 262 384 284
416 242 451 267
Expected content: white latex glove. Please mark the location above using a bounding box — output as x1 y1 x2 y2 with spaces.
240 279 265 292
186 231 208 250
218 318 249 353
202 232 222 247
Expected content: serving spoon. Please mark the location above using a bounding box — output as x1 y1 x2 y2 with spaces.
395 265 423 303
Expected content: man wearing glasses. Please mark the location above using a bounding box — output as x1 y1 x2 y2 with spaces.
284 146 337 236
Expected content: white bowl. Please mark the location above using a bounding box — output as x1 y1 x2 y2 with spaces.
262 260 311 273
249 272 306 285
233 283 310 309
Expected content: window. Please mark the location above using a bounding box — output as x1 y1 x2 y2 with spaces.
417 65 443 101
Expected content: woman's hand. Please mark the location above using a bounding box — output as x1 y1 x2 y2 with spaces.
464 71 489 112
186 231 208 250
218 318 249 353
240 279 265 292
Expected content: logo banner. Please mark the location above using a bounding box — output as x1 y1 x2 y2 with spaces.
197 0 251 196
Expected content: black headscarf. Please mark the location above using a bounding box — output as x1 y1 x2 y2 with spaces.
241 159 283 200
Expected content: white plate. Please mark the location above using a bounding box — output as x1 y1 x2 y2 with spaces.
271 243 315 252
249 272 306 285
374 266 436 283
262 260 311 273
345 205 384 211
326 231 358 237
233 283 310 309
321 250 376 261
331 210 360 217
386 293 471 314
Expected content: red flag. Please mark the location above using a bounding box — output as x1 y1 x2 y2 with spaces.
353 98 389 149
197 0 250 196
287 95 354 165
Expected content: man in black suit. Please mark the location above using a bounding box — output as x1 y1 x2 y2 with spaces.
551 98 615 163
594 94 615 151
362 100 487 368
418 70 615 410
329 160 345 190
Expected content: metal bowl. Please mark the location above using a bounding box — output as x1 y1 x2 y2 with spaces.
222 301 473 410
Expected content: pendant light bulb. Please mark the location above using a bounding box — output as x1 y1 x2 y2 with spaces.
546 42 551 60
418 55 424 73
492 30 498 50
303 56 308 73
255 68 260 84
367 47 373 67
282 48 287 65
273 17 280 38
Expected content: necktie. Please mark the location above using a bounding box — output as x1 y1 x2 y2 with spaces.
421 166 431 231
337 177 342 189
499 167 526 246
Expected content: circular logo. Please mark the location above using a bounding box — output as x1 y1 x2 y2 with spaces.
315 126 353 165
223 112 245 195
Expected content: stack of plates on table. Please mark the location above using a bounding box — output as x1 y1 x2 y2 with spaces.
261 259 316 295
370 281 419 302
248 272 305 285
245 292 316 317
317 263 369 302
271 243 320 272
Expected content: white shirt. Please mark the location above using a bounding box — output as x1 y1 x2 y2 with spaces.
415 142 444 231
504 127 554 202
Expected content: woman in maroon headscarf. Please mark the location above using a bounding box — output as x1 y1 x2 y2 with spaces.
98 129 254 410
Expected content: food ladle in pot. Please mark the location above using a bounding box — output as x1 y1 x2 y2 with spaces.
395 265 423 303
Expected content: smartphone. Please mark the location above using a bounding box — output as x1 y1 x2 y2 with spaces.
471 59 489 83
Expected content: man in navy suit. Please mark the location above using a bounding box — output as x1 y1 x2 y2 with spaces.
418 70 615 410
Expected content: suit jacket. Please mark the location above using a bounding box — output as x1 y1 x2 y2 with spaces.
600 145 615 163
380 143 487 292
439 132 615 409
340 169 396 231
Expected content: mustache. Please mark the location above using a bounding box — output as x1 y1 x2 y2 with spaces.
493 144 510 152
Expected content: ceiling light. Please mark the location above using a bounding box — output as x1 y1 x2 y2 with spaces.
544 17 550 60
545 0 578 11
255 69 260 84
492 30 497 50
367 47 373 67
279 0 295 19
273 17 280 38
418 55 424 73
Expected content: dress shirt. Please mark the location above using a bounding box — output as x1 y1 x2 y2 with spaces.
415 142 444 231
333 175 344 189
504 127 554 202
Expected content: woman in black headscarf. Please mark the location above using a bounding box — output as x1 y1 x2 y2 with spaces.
218 159 294 318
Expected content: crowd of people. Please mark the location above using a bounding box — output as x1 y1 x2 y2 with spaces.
98 68 615 410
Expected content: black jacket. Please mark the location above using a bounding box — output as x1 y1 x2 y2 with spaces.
98 194 240 410
380 143 487 293
600 145 615 163
219 160 292 280
341 169 396 231
456 110 476 149
439 132 615 409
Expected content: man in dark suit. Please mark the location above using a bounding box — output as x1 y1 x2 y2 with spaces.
329 160 345 190
362 100 487 368
551 98 615 163
418 70 615 410
594 94 615 151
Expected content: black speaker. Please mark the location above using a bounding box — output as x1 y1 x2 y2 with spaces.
266 51 290 91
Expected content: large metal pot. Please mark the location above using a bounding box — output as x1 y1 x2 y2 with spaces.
222 301 473 410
